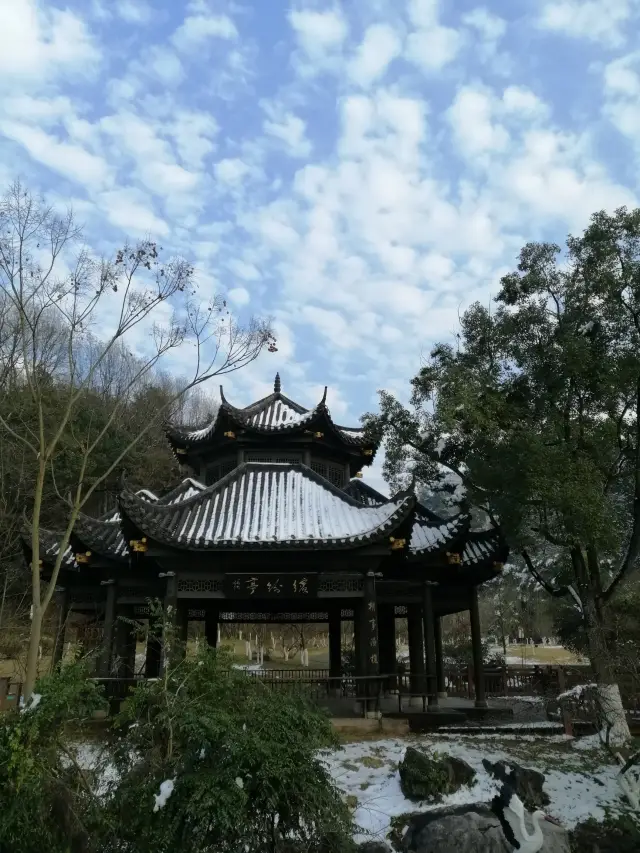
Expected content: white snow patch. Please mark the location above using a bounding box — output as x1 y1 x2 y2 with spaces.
21 693 42 713
153 778 176 812
235 776 244 789
323 737 625 843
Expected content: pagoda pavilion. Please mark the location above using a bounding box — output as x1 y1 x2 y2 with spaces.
32 374 508 711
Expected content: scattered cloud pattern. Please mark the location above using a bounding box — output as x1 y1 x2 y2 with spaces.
2 0 639 492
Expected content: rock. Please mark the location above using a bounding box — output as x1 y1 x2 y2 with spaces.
398 805 570 853
482 758 550 810
357 843 393 853
399 747 476 801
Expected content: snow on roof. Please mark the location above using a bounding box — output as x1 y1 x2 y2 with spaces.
245 397 313 428
125 462 412 549
410 514 466 554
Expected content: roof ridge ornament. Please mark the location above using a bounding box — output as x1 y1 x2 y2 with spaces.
274 372 281 393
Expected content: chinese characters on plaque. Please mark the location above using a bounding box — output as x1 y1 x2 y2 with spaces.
224 573 318 599
367 598 379 670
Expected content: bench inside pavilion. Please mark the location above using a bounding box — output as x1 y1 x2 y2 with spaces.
32 374 508 713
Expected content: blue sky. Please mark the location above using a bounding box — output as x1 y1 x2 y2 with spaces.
2 0 640 492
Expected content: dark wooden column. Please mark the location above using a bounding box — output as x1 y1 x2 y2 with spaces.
98 580 117 677
162 571 177 670
328 609 342 679
422 582 439 709
51 589 69 669
205 611 218 647
145 621 162 678
353 604 365 677
469 586 487 708
377 603 396 675
407 603 425 693
114 608 136 678
363 572 379 677
434 615 446 697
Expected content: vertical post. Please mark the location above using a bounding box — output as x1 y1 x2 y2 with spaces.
51 589 69 669
363 571 379 715
377 602 396 679
328 610 342 679
113 608 135 678
162 571 177 670
422 582 439 710
99 580 116 677
353 606 365 677
145 620 162 678
434 615 446 698
469 586 487 709
407 603 425 695
205 611 218 648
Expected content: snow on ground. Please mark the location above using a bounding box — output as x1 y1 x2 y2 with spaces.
322 736 625 844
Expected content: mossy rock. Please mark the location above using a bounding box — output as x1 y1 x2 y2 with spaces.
569 814 640 852
398 747 476 802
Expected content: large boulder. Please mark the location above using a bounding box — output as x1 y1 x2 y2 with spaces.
399 748 476 801
482 758 550 810
396 805 570 853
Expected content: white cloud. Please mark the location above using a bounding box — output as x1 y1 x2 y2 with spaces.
602 52 640 145
115 0 152 23
502 86 548 118
288 6 349 64
0 121 110 187
214 158 250 183
98 188 169 237
447 87 510 158
172 10 237 51
0 0 99 80
347 23 402 88
537 0 638 46
263 107 312 158
227 259 261 281
462 7 506 42
405 0 462 71
228 287 251 306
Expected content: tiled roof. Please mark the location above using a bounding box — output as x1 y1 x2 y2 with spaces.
120 462 414 550
462 531 506 566
410 510 470 555
344 478 467 555
166 381 371 448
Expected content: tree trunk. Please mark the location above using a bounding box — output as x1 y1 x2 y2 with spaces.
24 604 43 699
575 547 631 743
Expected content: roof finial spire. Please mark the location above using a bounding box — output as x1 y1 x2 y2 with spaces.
274 372 281 393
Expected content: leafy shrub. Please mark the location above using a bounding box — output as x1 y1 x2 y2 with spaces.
0 660 107 853
102 647 355 853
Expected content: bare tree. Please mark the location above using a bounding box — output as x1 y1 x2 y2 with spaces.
0 181 275 698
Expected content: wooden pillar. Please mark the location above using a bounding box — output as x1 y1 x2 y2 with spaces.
205 611 218 648
354 603 366 677
162 571 177 670
51 589 69 669
114 609 136 678
98 580 117 677
469 586 487 709
363 572 379 676
422 582 439 709
407 603 425 693
145 621 162 678
434 615 446 697
328 610 342 678
377 603 396 675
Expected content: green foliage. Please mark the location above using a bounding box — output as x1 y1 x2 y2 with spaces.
365 206 640 682
103 647 355 853
0 660 107 853
569 812 640 852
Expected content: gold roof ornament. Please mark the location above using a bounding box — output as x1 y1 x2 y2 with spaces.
130 538 148 553
446 552 461 564
75 550 92 564
355 471 363 478
313 431 324 439
223 430 236 439
175 447 187 455
390 537 406 551
493 561 504 571
363 448 374 456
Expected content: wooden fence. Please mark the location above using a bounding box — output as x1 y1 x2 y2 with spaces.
2 664 639 713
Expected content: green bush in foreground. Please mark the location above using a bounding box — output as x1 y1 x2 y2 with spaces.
570 813 640 852
0 650 355 853
0 660 107 853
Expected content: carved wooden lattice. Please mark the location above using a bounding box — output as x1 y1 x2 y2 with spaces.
177 578 223 593
318 578 363 593
219 611 330 622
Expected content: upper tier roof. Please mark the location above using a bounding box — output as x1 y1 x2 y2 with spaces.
120 462 414 551
165 373 372 451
